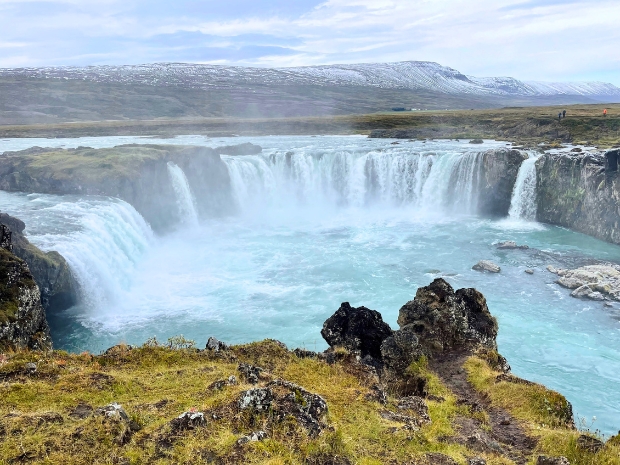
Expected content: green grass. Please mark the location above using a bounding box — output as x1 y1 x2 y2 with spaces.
464 355 620 465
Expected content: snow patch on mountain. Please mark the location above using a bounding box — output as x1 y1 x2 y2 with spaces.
1 61 619 98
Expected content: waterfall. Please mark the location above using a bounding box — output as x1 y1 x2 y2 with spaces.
167 162 199 225
222 148 486 215
508 153 540 221
26 198 154 313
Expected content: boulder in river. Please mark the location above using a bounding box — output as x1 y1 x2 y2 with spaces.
496 241 529 250
549 264 620 301
472 260 501 273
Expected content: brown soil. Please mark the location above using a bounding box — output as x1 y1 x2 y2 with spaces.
429 351 538 464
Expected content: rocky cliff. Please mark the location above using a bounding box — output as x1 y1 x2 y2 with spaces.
0 229 51 351
536 149 620 245
0 143 258 232
478 148 528 216
0 213 77 314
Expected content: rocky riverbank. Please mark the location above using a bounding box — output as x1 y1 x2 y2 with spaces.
1 279 618 464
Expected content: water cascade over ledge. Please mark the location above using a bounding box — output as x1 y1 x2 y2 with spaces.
508 153 540 221
167 162 199 226
223 148 487 216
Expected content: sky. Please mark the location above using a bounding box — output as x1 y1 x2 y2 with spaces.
0 0 619 84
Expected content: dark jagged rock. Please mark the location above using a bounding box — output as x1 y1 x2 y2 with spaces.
576 434 604 453
380 324 422 374
0 245 51 351
170 411 206 433
267 379 329 437
321 302 392 359
238 363 264 384
205 336 228 352
396 278 498 355
0 213 77 314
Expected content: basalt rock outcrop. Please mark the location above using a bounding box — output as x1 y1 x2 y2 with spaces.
0 143 259 232
0 213 77 313
0 230 51 351
321 302 393 359
536 149 620 245
322 278 498 379
477 149 528 216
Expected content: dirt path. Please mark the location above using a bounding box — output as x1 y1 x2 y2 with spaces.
429 352 538 465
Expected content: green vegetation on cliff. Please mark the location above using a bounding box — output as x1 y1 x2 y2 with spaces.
0 339 617 464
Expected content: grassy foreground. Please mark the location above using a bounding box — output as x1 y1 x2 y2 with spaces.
0 339 617 465
0 104 618 148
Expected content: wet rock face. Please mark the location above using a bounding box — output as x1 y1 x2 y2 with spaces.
0 247 51 351
396 278 498 355
536 150 620 245
478 149 528 217
321 302 393 358
0 213 77 314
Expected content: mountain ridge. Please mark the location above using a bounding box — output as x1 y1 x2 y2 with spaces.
1 60 618 100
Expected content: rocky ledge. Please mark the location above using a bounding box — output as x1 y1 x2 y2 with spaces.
0 143 261 232
0 226 51 351
536 149 620 246
0 213 77 314
0 279 617 464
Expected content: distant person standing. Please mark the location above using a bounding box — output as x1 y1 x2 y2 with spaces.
558 112 562 121
604 108 608 117
563 110 566 118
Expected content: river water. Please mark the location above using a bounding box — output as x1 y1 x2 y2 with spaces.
1 135 619 434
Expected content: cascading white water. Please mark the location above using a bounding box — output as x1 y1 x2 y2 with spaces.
21 197 154 312
508 153 540 221
167 162 199 225
223 148 486 215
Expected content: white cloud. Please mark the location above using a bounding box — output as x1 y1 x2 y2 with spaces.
0 0 618 84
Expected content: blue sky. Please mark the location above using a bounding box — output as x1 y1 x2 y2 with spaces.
0 0 618 84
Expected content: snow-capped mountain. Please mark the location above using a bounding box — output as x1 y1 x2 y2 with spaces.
1 61 619 99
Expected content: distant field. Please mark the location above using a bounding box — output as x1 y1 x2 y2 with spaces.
1 103 619 148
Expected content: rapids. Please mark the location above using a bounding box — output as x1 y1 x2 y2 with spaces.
1 135 620 434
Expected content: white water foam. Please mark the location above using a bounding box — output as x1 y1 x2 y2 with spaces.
508 153 541 221
167 162 199 226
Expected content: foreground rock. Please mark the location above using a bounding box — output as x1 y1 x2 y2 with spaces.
0 213 77 313
321 302 393 359
0 230 51 351
322 278 498 380
548 264 620 301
